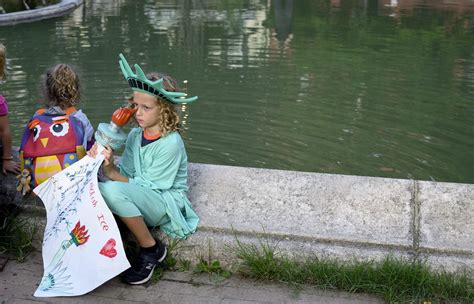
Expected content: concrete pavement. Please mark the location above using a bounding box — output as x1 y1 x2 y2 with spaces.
0 249 383 303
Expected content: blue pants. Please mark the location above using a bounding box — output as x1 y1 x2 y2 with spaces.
99 181 173 227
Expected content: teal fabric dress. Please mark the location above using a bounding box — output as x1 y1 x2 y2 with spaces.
99 128 199 239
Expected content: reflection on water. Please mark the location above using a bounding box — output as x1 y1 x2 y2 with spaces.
0 0 473 183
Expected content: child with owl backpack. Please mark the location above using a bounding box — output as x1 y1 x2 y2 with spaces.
19 64 94 187
88 54 199 285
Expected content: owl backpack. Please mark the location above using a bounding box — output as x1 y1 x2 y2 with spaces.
19 107 87 187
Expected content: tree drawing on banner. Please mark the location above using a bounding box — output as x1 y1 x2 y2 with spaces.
39 160 101 242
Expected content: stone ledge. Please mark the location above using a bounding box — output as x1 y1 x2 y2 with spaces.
0 0 83 26
417 181 474 253
7 158 473 275
179 163 473 274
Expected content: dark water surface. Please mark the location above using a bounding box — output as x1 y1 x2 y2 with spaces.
1 0 473 183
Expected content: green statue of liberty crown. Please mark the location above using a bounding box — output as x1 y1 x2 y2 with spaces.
119 53 198 104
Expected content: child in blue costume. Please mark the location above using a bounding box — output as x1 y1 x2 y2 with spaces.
88 54 199 285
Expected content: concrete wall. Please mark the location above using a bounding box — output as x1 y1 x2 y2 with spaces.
3 157 472 274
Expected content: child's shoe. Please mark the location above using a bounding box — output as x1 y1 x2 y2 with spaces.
122 239 167 285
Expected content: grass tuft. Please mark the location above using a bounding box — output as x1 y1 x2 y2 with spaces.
195 258 231 279
0 204 37 261
233 240 473 303
194 241 231 281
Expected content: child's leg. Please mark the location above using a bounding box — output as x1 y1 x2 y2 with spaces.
119 215 167 285
114 214 139 263
98 181 168 226
98 180 167 247
98 181 168 284
119 216 155 248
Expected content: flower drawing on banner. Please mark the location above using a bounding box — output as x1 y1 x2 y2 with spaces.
38 261 73 293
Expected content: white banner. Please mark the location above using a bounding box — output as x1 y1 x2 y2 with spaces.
33 154 130 297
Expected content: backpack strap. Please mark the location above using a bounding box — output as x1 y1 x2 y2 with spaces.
34 106 77 116
64 106 77 115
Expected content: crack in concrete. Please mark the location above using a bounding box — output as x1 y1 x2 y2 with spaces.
197 226 413 252
410 179 421 260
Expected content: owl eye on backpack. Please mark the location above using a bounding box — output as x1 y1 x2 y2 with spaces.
19 107 87 187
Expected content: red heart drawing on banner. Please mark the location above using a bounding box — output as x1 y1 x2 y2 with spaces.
100 238 117 258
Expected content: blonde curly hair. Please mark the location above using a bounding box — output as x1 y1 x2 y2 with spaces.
43 64 81 109
0 43 6 81
129 72 181 136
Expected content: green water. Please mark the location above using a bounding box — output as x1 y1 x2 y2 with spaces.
0 0 473 183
